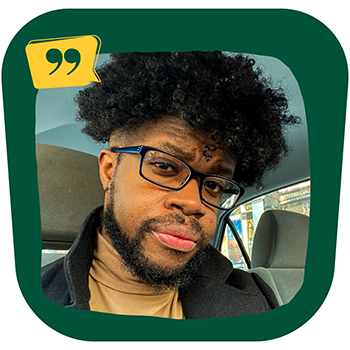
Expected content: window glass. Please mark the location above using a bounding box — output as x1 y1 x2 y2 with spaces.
221 225 246 269
41 249 68 267
220 180 310 267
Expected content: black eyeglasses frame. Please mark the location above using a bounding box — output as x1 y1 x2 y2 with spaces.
110 145 245 211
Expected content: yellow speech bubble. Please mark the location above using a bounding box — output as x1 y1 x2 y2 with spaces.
25 35 101 89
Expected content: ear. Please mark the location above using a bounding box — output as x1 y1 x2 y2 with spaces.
98 149 115 191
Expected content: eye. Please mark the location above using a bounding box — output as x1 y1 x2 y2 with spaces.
204 179 225 195
143 150 188 181
147 158 179 176
153 161 175 171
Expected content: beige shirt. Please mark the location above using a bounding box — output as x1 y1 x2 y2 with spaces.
88 229 185 319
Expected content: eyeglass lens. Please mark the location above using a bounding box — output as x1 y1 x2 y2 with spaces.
141 149 240 209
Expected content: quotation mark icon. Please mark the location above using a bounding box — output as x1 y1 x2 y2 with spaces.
26 35 101 89
46 48 81 75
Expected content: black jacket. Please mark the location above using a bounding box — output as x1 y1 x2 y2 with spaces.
41 206 279 319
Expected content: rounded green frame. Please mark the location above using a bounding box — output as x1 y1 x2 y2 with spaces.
2 9 348 341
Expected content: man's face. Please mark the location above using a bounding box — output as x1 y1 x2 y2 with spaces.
99 116 237 289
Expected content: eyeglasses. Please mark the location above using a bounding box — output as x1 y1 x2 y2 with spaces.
110 145 245 210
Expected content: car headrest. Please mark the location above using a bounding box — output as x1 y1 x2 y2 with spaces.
36 143 105 249
251 210 309 269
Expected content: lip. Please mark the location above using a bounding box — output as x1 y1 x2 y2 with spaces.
152 227 198 252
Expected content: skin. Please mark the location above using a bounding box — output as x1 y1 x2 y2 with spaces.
98 116 237 274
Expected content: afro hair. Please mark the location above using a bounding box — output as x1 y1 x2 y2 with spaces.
75 51 300 187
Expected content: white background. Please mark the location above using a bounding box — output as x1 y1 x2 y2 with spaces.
1 2 348 349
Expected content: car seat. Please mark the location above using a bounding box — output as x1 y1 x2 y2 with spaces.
36 143 105 265
249 210 309 305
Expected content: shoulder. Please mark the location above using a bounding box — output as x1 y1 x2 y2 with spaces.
206 247 278 307
180 246 279 318
41 257 71 306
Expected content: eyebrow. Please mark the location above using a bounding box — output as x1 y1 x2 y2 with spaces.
159 142 235 178
211 164 234 178
159 142 196 162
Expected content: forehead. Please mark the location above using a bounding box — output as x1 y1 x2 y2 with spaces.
124 116 237 175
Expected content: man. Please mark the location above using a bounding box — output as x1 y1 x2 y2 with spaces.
41 51 300 319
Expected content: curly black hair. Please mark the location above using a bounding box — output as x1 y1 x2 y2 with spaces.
75 51 300 187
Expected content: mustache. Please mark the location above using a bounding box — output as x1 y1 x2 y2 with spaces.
138 212 205 237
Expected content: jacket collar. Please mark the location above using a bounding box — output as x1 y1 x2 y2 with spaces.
64 206 103 308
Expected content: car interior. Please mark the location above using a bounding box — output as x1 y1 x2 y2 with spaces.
249 210 309 305
38 143 105 266
37 52 310 307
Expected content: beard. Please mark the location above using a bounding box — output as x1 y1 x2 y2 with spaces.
102 198 211 292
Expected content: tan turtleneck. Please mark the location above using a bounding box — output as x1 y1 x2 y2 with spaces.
88 229 185 319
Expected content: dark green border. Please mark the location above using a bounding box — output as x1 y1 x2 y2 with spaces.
2 9 348 341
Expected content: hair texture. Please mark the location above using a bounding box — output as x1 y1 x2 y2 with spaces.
75 51 300 187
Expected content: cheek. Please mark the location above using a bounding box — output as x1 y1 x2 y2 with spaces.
122 183 166 211
111 174 166 230
205 214 218 238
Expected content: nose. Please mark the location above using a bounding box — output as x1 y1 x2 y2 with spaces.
164 177 207 217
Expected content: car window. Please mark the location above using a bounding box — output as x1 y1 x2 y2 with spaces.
220 180 310 269
41 249 68 267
